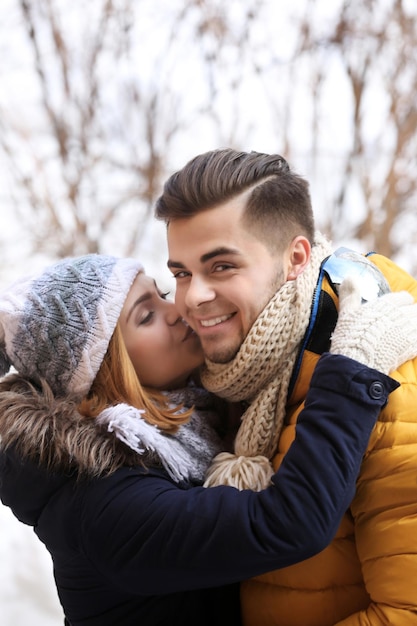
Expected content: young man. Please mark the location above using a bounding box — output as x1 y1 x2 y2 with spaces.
155 148 417 625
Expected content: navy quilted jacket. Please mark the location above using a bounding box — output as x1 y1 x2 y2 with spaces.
0 354 397 626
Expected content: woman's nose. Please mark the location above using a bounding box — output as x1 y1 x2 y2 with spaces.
164 299 182 326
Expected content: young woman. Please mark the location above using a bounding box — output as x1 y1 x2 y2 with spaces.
0 253 414 626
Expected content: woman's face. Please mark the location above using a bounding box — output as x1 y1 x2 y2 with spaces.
119 271 204 389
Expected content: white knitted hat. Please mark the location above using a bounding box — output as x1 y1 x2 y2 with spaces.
0 254 143 398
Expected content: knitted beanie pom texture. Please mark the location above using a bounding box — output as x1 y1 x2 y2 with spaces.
204 452 274 490
0 254 143 398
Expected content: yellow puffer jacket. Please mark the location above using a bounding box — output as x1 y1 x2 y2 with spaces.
241 252 417 626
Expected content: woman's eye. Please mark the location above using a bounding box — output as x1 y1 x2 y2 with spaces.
139 311 154 325
159 291 170 300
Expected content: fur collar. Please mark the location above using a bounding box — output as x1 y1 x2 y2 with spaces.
0 374 224 482
0 374 143 477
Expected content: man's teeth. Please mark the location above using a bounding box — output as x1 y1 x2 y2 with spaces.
200 315 232 327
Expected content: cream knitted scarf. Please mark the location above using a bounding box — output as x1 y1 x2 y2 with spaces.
201 233 333 491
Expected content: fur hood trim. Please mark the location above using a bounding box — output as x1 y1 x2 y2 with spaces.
0 373 152 478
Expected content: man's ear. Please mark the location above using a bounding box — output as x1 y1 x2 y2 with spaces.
286 236 311 280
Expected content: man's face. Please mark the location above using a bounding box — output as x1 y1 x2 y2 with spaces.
166 193 287 363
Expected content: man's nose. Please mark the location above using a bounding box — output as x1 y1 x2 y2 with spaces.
184 276 216 309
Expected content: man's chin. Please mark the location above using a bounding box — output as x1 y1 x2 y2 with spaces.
202 343 239 364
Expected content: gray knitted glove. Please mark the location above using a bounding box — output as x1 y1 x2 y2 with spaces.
330 276 417 374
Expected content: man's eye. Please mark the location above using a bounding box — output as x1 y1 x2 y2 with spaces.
214 264 232 272
173 271 189 279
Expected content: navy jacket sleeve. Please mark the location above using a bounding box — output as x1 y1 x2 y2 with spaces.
67 353 398 594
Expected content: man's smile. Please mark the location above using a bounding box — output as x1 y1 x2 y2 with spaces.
199 314 234 328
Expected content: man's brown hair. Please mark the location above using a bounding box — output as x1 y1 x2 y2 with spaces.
155 148 315 245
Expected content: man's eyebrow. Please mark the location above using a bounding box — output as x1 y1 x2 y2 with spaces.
167 247 240 269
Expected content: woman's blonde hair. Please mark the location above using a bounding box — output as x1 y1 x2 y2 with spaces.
78 324 192 433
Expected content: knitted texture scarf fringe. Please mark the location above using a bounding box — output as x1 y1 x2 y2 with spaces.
201 233 333 491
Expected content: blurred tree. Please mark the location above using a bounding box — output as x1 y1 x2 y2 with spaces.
0 0 179 262
0 0 416 278
295 0 417 266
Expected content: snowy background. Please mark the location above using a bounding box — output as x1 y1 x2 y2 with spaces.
1 0 417 623
0 505 63 623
